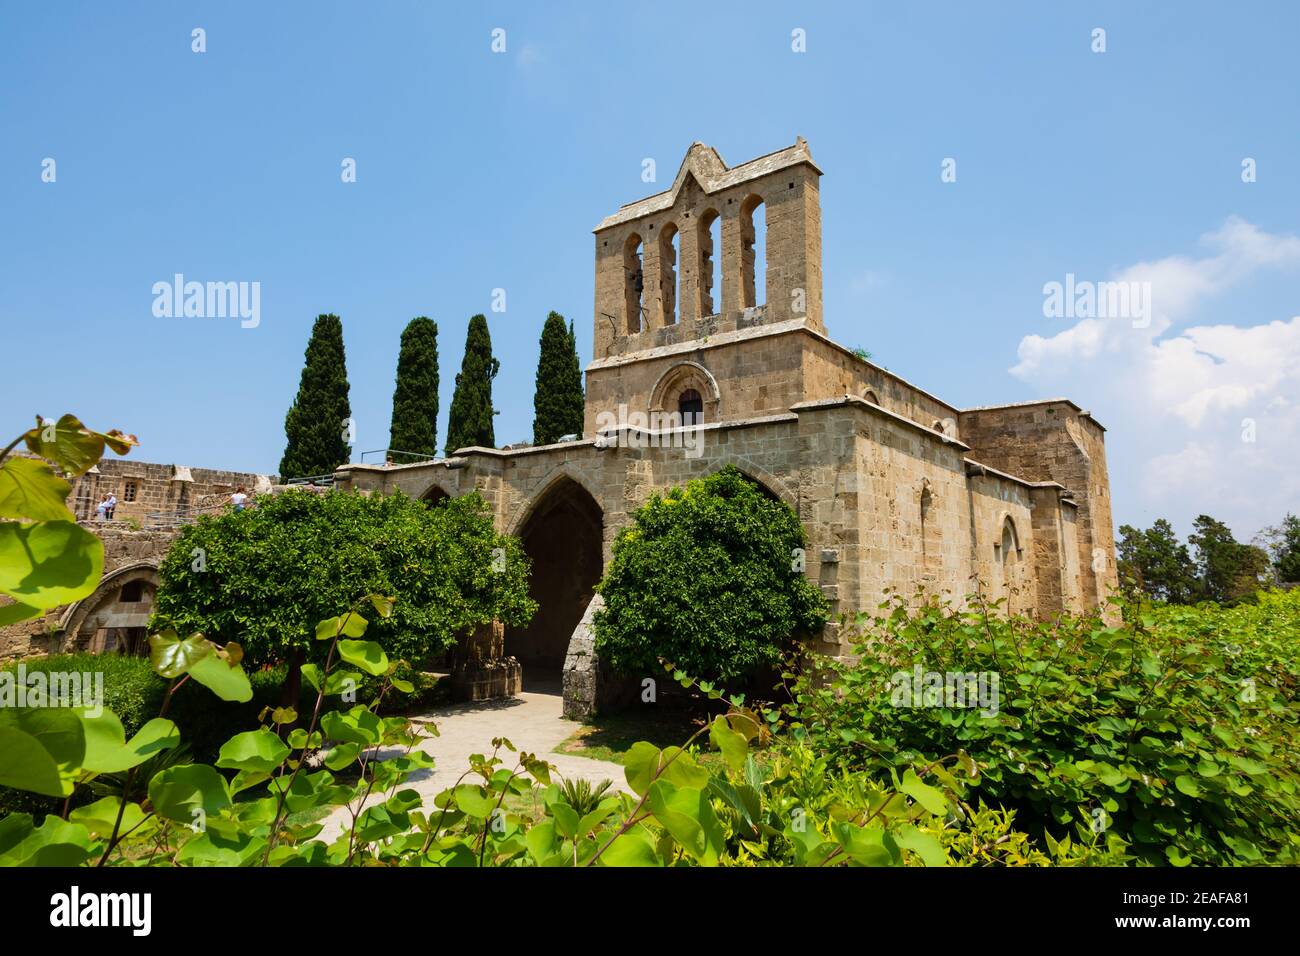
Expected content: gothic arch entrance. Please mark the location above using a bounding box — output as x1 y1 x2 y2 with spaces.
506 476 604 689
58 562 159 655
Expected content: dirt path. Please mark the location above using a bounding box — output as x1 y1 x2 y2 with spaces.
316 688 627 844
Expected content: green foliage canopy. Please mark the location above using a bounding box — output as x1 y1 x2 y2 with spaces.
1116 518 1196 603
593 466 829 684
1189 514 1270 604
789 588 1300 866
150 489 535 667
1258 513 1300 584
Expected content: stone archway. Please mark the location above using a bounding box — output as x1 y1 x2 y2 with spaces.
506 476 604 690
421 483 452 506
58 562 159 655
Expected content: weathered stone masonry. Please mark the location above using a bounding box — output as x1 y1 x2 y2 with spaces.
334 139 1119 715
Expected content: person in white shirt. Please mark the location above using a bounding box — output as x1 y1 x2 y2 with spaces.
230 487 249 511
105 494 117 519
95 494 109 521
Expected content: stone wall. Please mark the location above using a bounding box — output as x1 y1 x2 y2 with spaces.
70 459 272 524
0 524 178 662
958 399 1118 610
339 395 1072 663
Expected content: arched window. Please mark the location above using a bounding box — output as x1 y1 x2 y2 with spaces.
659 223 679 326
740 194 766 309
624 233 644 333
678 388 704 422
1000 518 1019 562
698 209 720 318
863 388 880 405
998 517 1021 604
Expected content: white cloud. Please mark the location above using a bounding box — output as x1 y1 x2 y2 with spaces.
1010 217 1300 538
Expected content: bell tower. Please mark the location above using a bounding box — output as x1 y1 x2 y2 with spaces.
591 138 824 360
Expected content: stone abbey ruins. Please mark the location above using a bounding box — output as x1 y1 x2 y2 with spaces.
337 139 1119 712
4 138 1117 717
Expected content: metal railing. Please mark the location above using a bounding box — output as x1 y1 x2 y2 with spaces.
284 473 336 486
357 448 440 466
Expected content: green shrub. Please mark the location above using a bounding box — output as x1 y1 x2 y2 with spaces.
594 467 829 684
150 488 535 671
787 589 1300 865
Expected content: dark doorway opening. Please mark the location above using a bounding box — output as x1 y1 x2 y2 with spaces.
506 477 603 691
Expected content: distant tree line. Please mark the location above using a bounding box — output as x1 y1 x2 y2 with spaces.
276 311 584 479
1116 513 1300 605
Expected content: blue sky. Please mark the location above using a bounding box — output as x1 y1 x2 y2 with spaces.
2 1 1297 542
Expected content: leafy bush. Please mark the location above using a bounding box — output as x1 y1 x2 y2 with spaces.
2 595 1117 866
150 488 535 669
787 589 1300 865
594 467 829 684
0 415 1281 867
0 653 441 785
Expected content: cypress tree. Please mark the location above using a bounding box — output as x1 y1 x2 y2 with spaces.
278 314 352 480
445 314 500 454
387 316 440 463
532 310 585 444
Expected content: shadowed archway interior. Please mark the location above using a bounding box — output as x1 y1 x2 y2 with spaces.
506 477 604 688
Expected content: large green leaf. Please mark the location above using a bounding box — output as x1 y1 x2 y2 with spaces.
149 629 211 679
646 779 723 866
69 796 148 840
176 829 266 866
315 612 368 640
22 414 138 477
0 519 103 609
216 729 291 774
0 600 40 625
623 742 661 796
0 727 67 796
893 824 947 867
320 706 383 746
453 784 496 819
0 457 73 522
78 712 180 774
0 706 84 768
188 653 253 702
899 769 948 816
0 814 93 866
0 706 85 796
147 764 231 823
832 822 895 866
337 639 389 676
598 829 661 867
656 747 710 790
709 715 749 773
